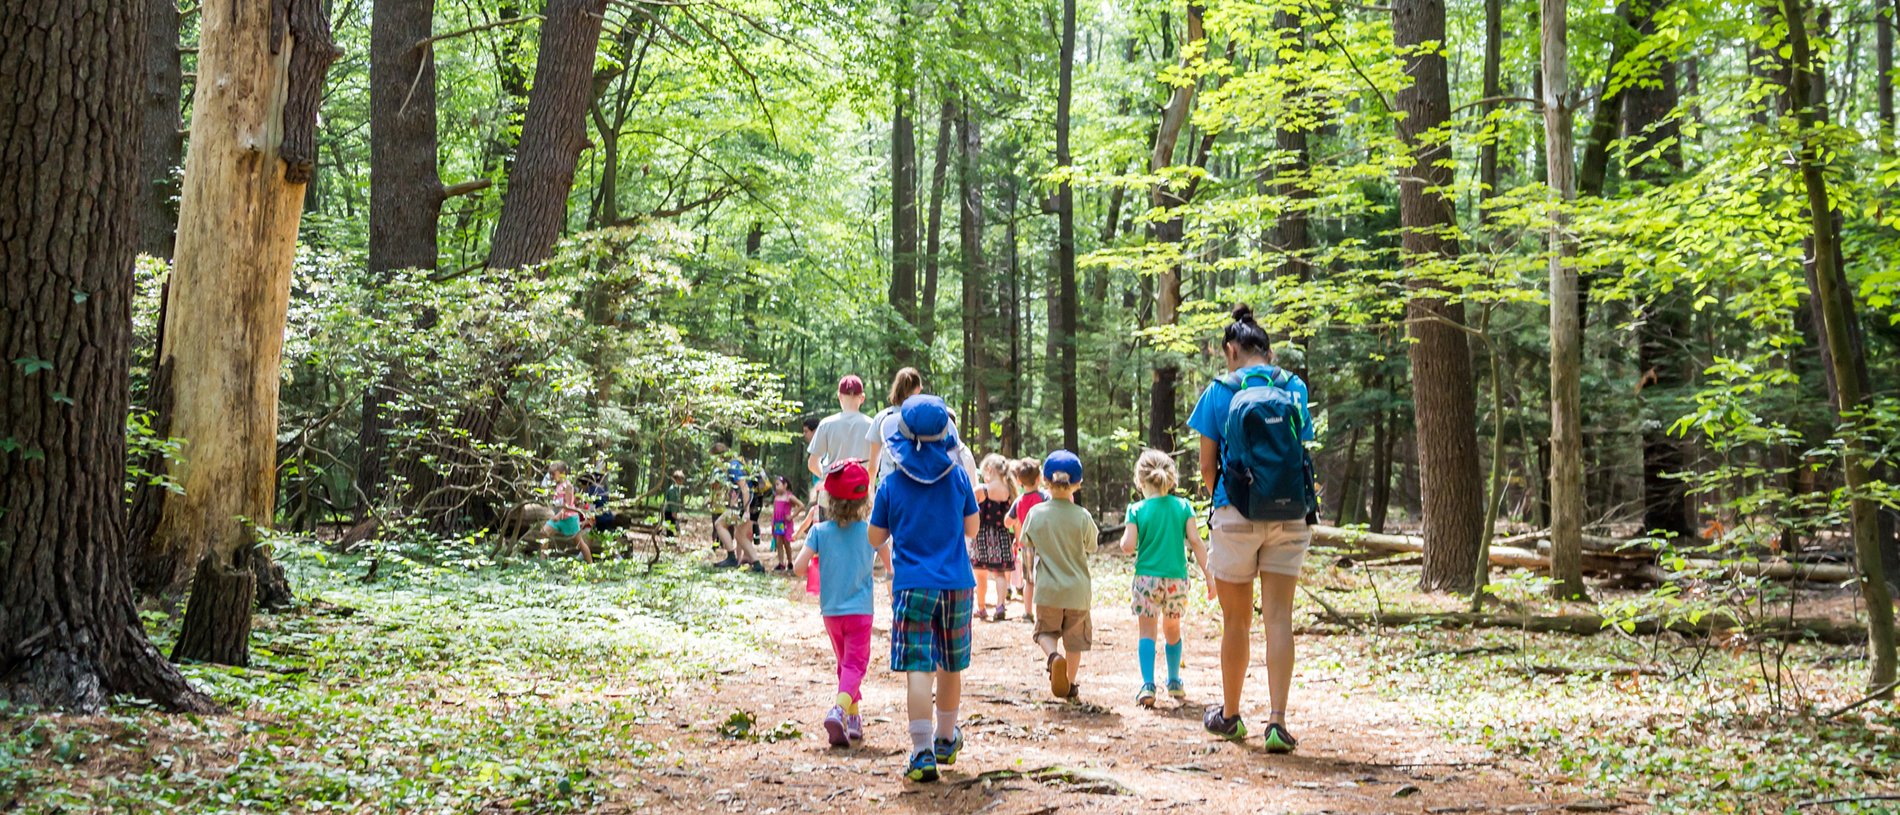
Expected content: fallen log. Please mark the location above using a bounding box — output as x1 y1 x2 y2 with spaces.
1328 610 1867 646
1311 525 1858 583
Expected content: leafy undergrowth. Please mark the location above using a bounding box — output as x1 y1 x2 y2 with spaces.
2 538 787 814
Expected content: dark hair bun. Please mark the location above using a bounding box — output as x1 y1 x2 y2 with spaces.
1231 304 1256 323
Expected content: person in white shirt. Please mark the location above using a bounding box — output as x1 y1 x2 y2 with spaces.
808 375 878 479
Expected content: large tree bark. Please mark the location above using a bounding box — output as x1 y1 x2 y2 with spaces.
1147 5 1205 452
141 0 338 665
1395 0 1486 593
1543 0 1588 599
1782 0 1897 691
137 0 184 258
0 0 211 713
487 0 610 270
1056 0 1080 451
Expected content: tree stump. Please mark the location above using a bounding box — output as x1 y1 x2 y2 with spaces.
172 553 256 667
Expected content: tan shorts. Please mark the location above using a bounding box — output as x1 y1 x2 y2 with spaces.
1207 505 1311 582
1033 606 1092 652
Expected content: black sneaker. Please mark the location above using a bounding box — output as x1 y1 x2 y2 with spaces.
712 555 739 568
747 562 766 573
1262 722 1298 754
1203 704 1248 741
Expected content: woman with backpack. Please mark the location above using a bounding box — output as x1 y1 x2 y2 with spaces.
1186 304 1315 754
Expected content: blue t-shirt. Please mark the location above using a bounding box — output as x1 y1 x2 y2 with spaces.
1186 364 1313 509
871 465 979 592
805 521 876 616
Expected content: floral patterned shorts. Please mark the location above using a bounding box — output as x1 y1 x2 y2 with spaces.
1131 575 1191 618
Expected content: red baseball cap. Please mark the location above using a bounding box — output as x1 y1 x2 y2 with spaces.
824 459 870 500
837 375 864 396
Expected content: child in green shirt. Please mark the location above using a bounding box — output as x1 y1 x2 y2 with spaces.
1021 450 1098 701
1118 449 1211 707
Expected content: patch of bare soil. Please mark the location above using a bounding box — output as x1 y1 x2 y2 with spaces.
609 569 1641 815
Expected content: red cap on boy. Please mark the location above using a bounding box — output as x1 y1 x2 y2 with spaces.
823 459 870 500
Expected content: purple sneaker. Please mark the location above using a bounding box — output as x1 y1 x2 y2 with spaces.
845 713 864 743
823 706 849 747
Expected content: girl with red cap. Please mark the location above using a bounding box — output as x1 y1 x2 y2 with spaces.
794 459 887 747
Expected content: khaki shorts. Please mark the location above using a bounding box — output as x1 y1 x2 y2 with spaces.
1207 505 1311 582
1033 606 1092 652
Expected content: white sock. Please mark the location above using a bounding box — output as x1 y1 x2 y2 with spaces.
908 720 934 755
935 708 958 739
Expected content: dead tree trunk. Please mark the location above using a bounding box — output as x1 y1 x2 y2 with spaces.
1395 0 1486 593
144 0 338 665
0 0 216 712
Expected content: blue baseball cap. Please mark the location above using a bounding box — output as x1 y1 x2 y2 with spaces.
1043 449 1083 484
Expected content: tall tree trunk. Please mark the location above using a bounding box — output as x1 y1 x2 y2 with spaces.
1056 0 1080 451
958 94 990 444
890 49 920 367
1577 3 1638 198
1624 0 1696 542
136 0 339 664
1881 0 1895 139
1004 170 1024 454
1543 0 1588 599
921 98 954 352
1274 9 1312 285
1782 0 1897 691
1369 392 1394 533
1395 0 1486 593
1147 5 1205 452
487 0 609 270
1478 0 1503 218
361 0 447 515
138 0 184 258
0 0 215 713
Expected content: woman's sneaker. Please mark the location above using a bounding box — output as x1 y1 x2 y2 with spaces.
1263 722 1299 754
1136 684 1158 708
1166 679 1187 700
906 750 939 782
823 706 849 747
1203 705 1248 741
845 713 864 743
933 726 964 766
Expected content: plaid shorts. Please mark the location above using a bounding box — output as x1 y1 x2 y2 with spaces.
890 588 974 673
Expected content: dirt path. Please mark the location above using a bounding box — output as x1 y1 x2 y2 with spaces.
614 572 1630 815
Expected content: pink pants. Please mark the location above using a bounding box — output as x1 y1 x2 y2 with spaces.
823 614 873 702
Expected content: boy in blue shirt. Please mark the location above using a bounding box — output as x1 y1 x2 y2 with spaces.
869 395 980 782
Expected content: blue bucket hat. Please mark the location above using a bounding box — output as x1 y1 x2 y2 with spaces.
1043 449 1083 485
886 394 962 484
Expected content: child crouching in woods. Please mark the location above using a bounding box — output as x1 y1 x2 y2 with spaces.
1022 451 1097 701
1118 449 1211 707
794 460 885 747
870 395 980 782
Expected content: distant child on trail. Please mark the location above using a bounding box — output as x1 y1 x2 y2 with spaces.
972 454 1018 621
1021 451 1097 700
771 475 805 572
662 470 686 537
868 395 980 783
794 460 887 747
544 461 594 564
1006 458 1046 621
1118 449 1211 708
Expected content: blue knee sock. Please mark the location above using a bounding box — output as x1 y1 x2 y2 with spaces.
1138 638 1157 686
1165 640 1183 683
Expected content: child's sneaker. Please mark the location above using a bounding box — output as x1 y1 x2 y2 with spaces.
823 706 848 747
993 603 1008 621
1203 705 1248 741
1263 722 1299 754
905 750 939 782
932 726 963 766
845 713 864 743
1047 653 1071 698
1166 679 1187 700
1136 683 1157 708
712 554 739 568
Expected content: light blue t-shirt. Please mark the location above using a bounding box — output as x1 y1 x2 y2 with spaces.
871 466 979 592
805 520 875 617
1186 364 1312 509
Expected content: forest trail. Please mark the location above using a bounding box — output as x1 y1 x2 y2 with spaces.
606 569 1627 815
